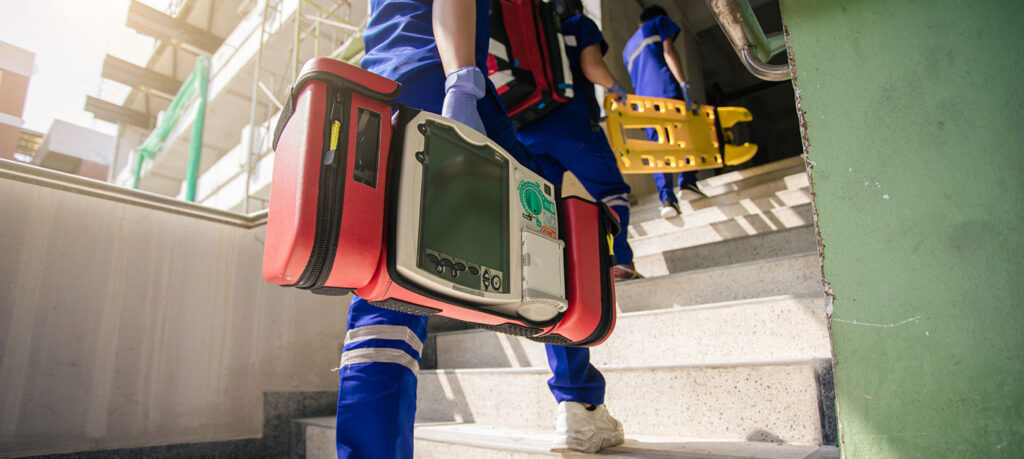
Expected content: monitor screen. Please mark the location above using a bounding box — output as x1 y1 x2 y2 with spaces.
417 121 510 294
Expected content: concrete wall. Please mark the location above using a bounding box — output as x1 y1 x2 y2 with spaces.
781 0 1024 456
0 175 348 456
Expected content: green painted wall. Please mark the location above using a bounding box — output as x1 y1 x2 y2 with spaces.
779 0 1024 456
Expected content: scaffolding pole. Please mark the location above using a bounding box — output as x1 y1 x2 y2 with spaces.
184 56 210 201
244 0 272 214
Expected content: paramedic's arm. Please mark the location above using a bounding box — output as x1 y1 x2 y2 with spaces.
433 0 476 75
580 44 627 100
433 0 486 133
662 36 687 85
580 44 616 88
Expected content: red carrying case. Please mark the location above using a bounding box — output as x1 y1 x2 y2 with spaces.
487 0 574 127
263 58 399 296
264 58 616 346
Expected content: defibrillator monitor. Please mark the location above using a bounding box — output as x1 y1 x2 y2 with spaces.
394 112 568 322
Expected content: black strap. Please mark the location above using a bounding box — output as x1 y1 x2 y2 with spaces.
711 105 727 160
272 70 403 151
571 64 601 131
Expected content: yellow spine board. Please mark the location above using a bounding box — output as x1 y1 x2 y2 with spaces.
604 94 758 174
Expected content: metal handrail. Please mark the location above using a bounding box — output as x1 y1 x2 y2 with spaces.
1 159 267 228
705 0 791 81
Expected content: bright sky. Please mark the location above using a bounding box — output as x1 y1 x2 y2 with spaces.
0 0 171 136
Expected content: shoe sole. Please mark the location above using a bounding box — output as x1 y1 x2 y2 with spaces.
550 429 625 454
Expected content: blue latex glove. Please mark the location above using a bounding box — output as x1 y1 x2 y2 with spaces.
680 81 701 115
442 66 487 134
684 81 700 115
608 81 627 102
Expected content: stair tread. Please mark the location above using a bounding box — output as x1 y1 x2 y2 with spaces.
417 361 827 443
413 422 839 458
628 188 812 239
632 156 807 208
634 225 818 277
299 419 838 458
627 204 814 258
630 171 810 220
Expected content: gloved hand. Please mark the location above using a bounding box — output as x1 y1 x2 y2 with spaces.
680 81 700 115
442 66 487 134
608 81 627 102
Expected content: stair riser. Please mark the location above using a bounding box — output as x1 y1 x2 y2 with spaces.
434 296 830 369
424 254 826 366
416 364 824 444
616 254 824 312
629 204 814 259
635 226 819 277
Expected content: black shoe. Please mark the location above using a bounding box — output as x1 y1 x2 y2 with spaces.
675 183 708 201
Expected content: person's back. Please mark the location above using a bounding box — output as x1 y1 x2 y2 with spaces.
623 14 681 99
518 13 603 142
518 4 640 280
620 6 706 218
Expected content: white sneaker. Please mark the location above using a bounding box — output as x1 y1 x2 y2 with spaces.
551 401 625 453
659 200 680 218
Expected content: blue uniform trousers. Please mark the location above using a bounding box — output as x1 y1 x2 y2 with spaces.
525 130 633 266
646 103 697 204
335 68 605 458
654 170 698 203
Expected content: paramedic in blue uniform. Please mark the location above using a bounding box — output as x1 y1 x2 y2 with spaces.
334 1 624 457
519 0 642 281
622 5 707 218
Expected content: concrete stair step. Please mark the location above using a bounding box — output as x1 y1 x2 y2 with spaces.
616 253 823 313
424 252 824 363
630 171 810 224
629 203 814 259
413 423 839 458
299 419 839 458
416 360 830 444
635 226 819 278
434 294 830 369
631 156 806 209
628 187 811 240
699 155 806 190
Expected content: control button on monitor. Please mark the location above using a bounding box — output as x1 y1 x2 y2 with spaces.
491 275 501 291
468 266 479 275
